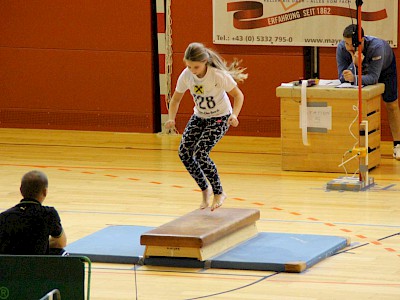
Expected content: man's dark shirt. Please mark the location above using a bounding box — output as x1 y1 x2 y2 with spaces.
0 198 63 254
337 35 394 85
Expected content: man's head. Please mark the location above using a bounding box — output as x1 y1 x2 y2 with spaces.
343 24 365 53
20 170 48 202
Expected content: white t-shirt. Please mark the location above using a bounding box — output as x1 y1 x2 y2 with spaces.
175 66 237 118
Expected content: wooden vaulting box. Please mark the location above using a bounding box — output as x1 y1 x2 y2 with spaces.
276 83 384 173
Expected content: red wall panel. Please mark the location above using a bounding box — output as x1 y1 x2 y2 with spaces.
0 1 155 132
0 1 151 51
1 48 153 112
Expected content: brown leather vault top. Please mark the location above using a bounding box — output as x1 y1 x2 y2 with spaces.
140 208 260 248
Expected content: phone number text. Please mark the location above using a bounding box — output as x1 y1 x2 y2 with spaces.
215 35 293 43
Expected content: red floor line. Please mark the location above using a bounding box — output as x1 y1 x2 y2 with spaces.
384 248 396 252
4 162 399 180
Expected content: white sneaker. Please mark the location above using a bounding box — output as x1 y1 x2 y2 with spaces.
394 145 400 160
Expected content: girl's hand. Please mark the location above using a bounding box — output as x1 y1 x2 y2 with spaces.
228 114 239 127
165 119 176 129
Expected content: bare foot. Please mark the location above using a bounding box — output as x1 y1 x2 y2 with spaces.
211 192 227 211
200 186 213 209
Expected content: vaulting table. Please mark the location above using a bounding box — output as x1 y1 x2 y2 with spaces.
276 83 384 173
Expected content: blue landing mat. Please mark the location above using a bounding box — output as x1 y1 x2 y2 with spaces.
66 225 151 264
66 225 349 272
210 232 349 272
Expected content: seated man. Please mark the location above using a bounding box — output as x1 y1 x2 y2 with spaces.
0 170 67 255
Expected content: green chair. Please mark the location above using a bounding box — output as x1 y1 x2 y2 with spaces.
0 255 91 300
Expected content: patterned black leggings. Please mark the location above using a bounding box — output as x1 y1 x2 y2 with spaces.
179 114 230 195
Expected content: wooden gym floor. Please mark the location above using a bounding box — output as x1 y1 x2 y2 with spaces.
0 128 399 300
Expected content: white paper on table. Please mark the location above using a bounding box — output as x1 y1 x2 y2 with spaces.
335 82 363 88
318 79 341 86
280 82 294 87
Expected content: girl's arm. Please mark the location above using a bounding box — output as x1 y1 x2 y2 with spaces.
165 91 184 129
227 86 244 127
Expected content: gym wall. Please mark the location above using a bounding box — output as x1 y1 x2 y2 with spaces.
0 1 157 132
0 1 398 140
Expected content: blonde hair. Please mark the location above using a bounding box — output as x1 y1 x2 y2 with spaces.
184 42 248 83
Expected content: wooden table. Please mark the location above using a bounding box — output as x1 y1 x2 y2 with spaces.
276 83 384 173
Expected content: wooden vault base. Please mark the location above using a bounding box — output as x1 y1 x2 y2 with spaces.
140 208 260 261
